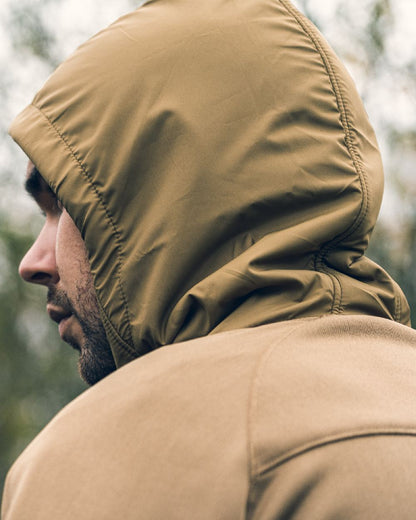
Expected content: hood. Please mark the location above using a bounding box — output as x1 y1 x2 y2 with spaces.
10 0 410 367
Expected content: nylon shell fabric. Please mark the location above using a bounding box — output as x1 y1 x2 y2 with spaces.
9 0 410 366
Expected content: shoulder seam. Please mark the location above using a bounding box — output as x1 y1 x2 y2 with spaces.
245 320 312 517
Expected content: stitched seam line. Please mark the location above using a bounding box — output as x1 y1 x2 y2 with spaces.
280 0 370 244
395 281 402 322
99 300 137 360
279 0 370 315
31 104 136 356
256 428 416 477
322 261 342 314
245 320 312 519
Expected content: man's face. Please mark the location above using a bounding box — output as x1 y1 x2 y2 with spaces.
19 161 116 385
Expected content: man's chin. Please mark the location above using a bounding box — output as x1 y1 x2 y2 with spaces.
77 345 117 386
59 333 110 385
77 359 102 386
48 284 116 385
60 316 84 351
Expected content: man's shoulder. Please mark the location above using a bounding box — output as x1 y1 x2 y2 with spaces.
13 314 416 450
9 315 416 466
3 315 416 519
4 317 301 519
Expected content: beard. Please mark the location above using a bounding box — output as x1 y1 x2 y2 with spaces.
47 283 116 386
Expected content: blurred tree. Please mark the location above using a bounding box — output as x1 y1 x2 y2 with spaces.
368 127 416 324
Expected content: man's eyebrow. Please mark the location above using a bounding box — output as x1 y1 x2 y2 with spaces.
24 165 53 201
25 165 42 199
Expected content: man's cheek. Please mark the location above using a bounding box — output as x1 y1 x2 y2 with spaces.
56 211 87 282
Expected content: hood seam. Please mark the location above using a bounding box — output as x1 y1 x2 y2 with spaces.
30 103 136 355
99 301 138 362
246 318 310 517
279 0 370 245
278 0 387 319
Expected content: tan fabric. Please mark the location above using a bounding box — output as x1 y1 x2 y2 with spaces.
4 0 416 517
3 316 416 519
8 0 410 367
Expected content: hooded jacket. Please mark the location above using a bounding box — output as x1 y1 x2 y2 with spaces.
3 0 416 518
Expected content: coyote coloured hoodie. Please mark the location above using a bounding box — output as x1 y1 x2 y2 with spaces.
3 0 416 518
8 0 411 366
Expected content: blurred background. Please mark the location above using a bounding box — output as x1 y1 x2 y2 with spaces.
1 0 415 494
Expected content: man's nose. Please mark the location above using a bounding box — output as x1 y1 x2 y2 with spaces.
19 225 59 285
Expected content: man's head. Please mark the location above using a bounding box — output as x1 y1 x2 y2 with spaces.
19 161 116 385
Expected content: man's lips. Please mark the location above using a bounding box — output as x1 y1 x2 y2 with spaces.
47 304 72 324
58 316 74 340
47 304 73 338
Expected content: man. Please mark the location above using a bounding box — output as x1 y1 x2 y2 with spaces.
3 0 416 518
